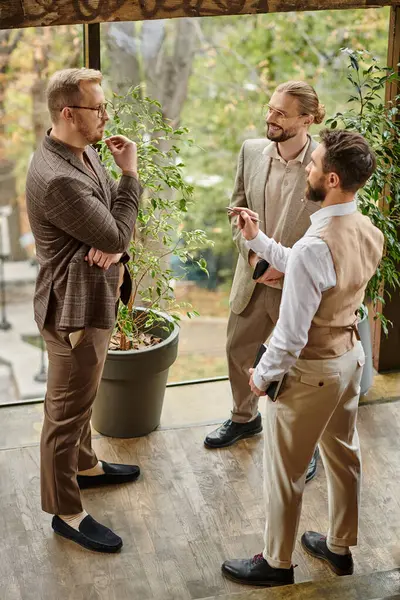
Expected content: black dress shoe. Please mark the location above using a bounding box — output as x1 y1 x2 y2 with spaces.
301 531 353 575
77 461 140 489
306 447 319 483
204 412 262 448
52 515 123 553
222 553 294 587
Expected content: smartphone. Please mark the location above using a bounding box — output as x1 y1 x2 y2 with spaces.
252 259 270 280
252 344 286 401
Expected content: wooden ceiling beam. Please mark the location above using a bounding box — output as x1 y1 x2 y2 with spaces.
1 0 399 31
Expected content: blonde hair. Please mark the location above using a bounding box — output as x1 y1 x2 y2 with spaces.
276 80 325 125
46 68 103 122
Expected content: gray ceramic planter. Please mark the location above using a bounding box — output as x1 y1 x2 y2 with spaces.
92 308 179 438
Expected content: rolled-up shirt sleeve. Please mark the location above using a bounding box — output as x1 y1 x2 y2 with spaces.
251 237 336 391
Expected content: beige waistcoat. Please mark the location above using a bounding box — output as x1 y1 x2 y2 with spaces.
300 211 384 360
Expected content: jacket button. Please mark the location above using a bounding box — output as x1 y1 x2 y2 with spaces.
319 381 324 387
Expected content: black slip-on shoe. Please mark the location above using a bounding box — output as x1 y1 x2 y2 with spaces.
204 412 262 449
77 461 140 489
222 553 294 587
301 531 354 576
52 515 123 553
305 447 320 483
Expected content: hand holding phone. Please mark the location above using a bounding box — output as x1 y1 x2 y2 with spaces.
252 344 285 401
252 259 270 280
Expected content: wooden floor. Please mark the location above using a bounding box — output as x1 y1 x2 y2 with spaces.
1 395 400 599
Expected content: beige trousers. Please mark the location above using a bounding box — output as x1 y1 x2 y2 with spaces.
40 325 113 515
227 284 282 423
263 341 365 568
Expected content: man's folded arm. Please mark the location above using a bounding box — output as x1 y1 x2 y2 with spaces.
45 175 141 254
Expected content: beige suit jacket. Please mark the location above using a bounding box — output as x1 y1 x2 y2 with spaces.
229 136 320 315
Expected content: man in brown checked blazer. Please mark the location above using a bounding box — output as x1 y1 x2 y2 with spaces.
205 82 325 481
26 68 142 553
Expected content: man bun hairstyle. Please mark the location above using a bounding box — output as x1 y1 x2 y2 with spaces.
314 103 326 125
319 128 376 193
276 80 325 124
46 67 103 123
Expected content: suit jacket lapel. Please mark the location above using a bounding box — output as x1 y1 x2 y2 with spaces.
43 133 108 199
83 148 110 204
44 132 100 183
250 153 271 234
68 152 99 186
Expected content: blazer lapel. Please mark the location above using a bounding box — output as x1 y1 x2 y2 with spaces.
83 148 110 204
249 153 271 234
43 133 102 189
69 152 99 186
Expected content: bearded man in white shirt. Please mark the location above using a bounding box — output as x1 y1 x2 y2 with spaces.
221 129 384 587
205 81 325 483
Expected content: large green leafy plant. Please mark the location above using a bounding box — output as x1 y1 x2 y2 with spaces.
100 87 211 350
326 49 400 334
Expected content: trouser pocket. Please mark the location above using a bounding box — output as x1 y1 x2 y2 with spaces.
68 329 85 349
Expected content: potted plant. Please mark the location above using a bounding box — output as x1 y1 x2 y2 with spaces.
92 88 211 438
326 49 400 394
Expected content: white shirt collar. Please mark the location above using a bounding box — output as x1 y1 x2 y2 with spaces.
310 200 357 225
262 136 311 165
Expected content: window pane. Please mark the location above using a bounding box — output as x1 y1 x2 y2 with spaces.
1 10 391 405
100 8 389 384
1 25 83 405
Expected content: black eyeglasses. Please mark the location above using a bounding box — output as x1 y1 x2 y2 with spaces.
61 102 108 118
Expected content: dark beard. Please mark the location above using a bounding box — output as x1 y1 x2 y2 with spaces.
266 125 297 143
306 182 326 203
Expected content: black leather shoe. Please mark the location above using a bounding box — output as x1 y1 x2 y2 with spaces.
305 447 319 483
301 531 353 575
204 413 262 448
77 461 140 489
52 515 123 553
222 553 294 587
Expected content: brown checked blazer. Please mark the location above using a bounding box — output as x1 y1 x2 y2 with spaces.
26 133 142 331
229 136 320 315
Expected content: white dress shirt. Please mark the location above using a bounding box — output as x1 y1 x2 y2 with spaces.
245 200 357 391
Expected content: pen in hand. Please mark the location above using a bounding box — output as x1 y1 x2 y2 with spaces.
226 207 261 223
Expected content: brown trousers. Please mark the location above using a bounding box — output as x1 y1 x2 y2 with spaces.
263 342 365 568
227 284 282 423
40 325 113 514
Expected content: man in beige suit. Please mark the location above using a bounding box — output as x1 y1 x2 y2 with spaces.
222 129 383 587
205 82 324 480
26 68 142 553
